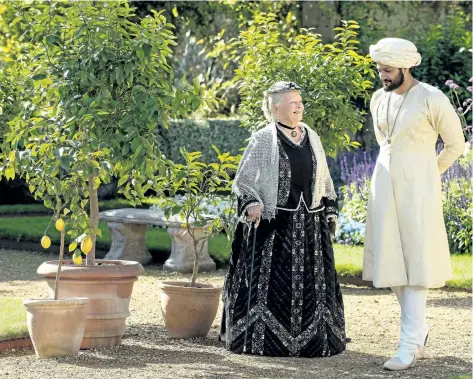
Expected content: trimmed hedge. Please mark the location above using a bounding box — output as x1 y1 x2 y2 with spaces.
158 118 250 163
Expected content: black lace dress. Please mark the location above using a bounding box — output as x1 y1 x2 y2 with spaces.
220 127 346 357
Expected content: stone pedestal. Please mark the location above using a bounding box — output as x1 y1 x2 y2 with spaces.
99 208 217 272
104 222 152 265
163 226 216 273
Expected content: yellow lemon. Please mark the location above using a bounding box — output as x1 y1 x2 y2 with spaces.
80 237 93 255
72 254 83 265
55 218 65 232
41 235 51 249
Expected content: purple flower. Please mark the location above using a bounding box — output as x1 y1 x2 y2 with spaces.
463 99 473 106
470 77 473 83
457 107 464 113
452 84 460 90
467 86 473 93
445 79 454 86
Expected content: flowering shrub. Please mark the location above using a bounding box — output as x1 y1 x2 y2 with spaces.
441 149 472 254
334 213 365 245
338 150 376 223
338 146 472 254
445 77 473 142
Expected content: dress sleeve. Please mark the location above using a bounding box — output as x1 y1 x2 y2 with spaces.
237 194 260 218
323 196 339 220
428 90 465 174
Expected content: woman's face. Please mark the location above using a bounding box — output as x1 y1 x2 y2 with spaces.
273 91 304 125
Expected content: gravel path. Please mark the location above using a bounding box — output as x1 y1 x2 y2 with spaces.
0 251 471 379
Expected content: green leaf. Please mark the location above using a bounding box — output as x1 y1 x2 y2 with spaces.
5 167 15 180
93 177 101 189
118 176 128 187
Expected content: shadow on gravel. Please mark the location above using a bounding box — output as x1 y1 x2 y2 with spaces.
428 296 472 310
339 285 391 297
49 323 470 379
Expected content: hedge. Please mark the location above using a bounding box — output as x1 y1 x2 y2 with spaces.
158 118 250 163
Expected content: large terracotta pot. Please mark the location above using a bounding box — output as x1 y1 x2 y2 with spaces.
23 297 88 358
37 260 144 349
158 281 222 339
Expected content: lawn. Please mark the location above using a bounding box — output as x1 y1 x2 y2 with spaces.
332 243 472 291
0 297 29 341
0 216 470 290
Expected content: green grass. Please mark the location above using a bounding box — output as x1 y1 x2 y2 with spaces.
0 297 29 341
332 243 472 290
446 254 473 290
0 216 470 289
333 244 364 277
444 375 472 379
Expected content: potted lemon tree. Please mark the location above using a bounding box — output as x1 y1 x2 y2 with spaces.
2 1 211 349
157 146 240 338
24 208 89 358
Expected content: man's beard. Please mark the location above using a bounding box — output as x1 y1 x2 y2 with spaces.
383 70 404 92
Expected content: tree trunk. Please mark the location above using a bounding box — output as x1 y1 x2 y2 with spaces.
87 175 99 265
190 239 200 287
54 230 65 300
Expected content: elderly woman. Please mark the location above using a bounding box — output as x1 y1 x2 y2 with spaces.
220 81 346 357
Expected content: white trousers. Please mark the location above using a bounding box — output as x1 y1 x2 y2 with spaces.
391 286 429 364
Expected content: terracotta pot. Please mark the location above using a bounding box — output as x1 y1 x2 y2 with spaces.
23 297 88 358
37 260 144 349
158 281 222 338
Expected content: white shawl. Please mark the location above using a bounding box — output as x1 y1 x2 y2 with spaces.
232 122 337 220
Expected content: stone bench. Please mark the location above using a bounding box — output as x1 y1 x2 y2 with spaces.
99 208 216 273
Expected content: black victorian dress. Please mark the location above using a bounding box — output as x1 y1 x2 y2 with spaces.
220 127 346 357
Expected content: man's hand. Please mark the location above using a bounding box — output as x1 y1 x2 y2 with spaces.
247 205 262 228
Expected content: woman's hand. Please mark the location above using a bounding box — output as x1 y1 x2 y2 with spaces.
247 205 262 227
327 217 337 240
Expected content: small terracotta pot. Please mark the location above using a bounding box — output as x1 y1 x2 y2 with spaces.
23 297 88 358
158 281 222 339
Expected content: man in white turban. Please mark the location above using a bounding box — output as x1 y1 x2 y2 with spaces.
363 38 464 371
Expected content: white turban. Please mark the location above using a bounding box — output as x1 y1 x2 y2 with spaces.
369 38 422 68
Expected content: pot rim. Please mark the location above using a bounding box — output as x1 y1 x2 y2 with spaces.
158 280 222 292
23 297 89 308
37 259 144 279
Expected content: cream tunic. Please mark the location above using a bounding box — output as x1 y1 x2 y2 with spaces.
363 82 464 288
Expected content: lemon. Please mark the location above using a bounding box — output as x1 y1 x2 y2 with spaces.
72 254 83 265
80 237 93 255
41 235 51 249
55 218 65 232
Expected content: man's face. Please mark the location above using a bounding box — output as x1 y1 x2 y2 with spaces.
377 64 404 92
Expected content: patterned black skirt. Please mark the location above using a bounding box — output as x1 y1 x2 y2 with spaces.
220 206 346 357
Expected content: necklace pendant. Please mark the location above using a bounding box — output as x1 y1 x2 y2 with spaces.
291 130 297 137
